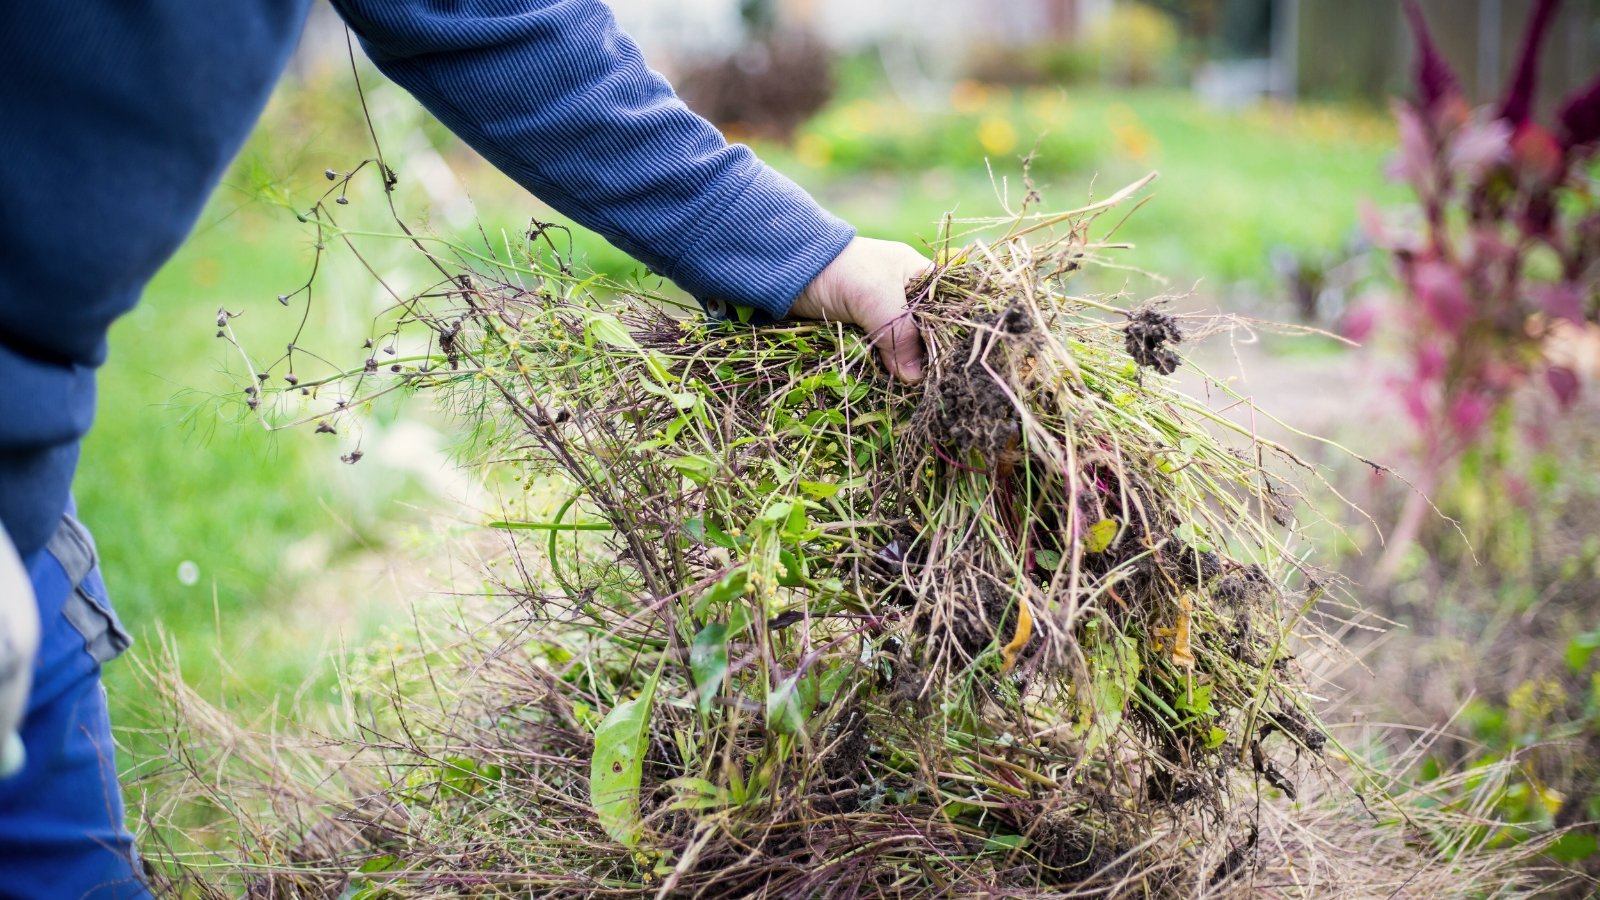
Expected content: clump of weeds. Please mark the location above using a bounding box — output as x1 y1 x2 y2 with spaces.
134 160 1567 897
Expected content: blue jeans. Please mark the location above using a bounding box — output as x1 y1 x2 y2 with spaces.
0 512 147 898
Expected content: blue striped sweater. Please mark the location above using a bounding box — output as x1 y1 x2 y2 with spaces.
0 0 853 557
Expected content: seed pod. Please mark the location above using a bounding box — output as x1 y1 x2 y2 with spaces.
324 169 337 180
284 374 299 386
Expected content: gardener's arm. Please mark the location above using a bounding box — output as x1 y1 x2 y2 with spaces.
328 0 925 382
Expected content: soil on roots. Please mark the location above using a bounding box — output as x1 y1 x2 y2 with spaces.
1125 306 1183 375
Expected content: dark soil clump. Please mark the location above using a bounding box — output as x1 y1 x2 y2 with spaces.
1125 307 1183 374
1030 809 1139 891
925 303 1037 464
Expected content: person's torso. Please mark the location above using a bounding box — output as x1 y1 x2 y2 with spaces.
0 0 312 555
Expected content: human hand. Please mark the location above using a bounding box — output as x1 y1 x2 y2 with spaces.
789 237 929 384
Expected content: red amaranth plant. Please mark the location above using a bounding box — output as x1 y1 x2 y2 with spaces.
1364 0 1599 577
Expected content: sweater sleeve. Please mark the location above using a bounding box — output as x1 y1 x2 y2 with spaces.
327 0 853 319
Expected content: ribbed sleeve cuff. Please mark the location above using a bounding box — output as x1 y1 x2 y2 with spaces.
665 161 855 322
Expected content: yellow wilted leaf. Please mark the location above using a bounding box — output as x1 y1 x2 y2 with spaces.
1083 518 1118 554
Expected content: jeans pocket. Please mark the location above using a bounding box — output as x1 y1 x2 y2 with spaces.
45 514 131 666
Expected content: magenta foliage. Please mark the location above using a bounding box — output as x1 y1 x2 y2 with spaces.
1498 0 1561 126
1371 1 1599 471
1403 1 1459 113
1558 74 1600 148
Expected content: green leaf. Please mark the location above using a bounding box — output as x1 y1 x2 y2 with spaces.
784 502 809 539
1172 521 1215 554
636 376 699 411
584 311 638 350
981 833 1028 851
817 664 851 705
1078 633 1141 753
1035 548 1063 570
761 500 794 524
1205 726 1228 749
667 455 718 485
766 672 816 735
664 776 729 811
798 480 842 500
1566 628 1600 674
1173 682 1215 718
777 547 807 587
589 668 661 847
690 624 729 716
1082 518 1119 554
693 569 749 616
1549 830 1599 863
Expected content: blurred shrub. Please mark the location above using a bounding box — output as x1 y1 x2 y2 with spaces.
675 33 835 142
964 41 1100 87
789 85 1102 172
961 4 1181 89
1085 2 1182 87
1360 0 1599 580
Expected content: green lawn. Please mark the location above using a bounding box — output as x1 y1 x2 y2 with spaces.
80 68 1398 779
759 85 1398 290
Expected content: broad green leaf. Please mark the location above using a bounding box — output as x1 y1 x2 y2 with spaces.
690 624 729 716
664 776 729 812
1173 682 1215 718
1172 521 1214 554
798 480 842 500
636 376 698 411
1078 633 1141 754
766 672 816 735
1549 831 1599 863
1205 726 1228 749
667 455 718 485
1035 549 1063 569
589 669 660 846
784 502 809 539
761 500 794 524
1083 518 1119 554
1566 628 1600 673
777 548 807 587
644 350 674 382
584 311 638 350
817 664 851 705
693 569 749 616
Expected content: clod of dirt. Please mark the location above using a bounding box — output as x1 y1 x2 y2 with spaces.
1215 564 1272 606
823 703 871 781
913 575 1012 660
1124 307 1183 374
926 303 1036 463
1263 707 1327 754
1030 809 1135 887
1208 824 1259 887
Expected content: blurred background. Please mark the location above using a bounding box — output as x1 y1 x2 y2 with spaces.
97 0 1600 874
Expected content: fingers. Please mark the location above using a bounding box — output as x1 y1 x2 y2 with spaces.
870 304 925 385
788 237 930 384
